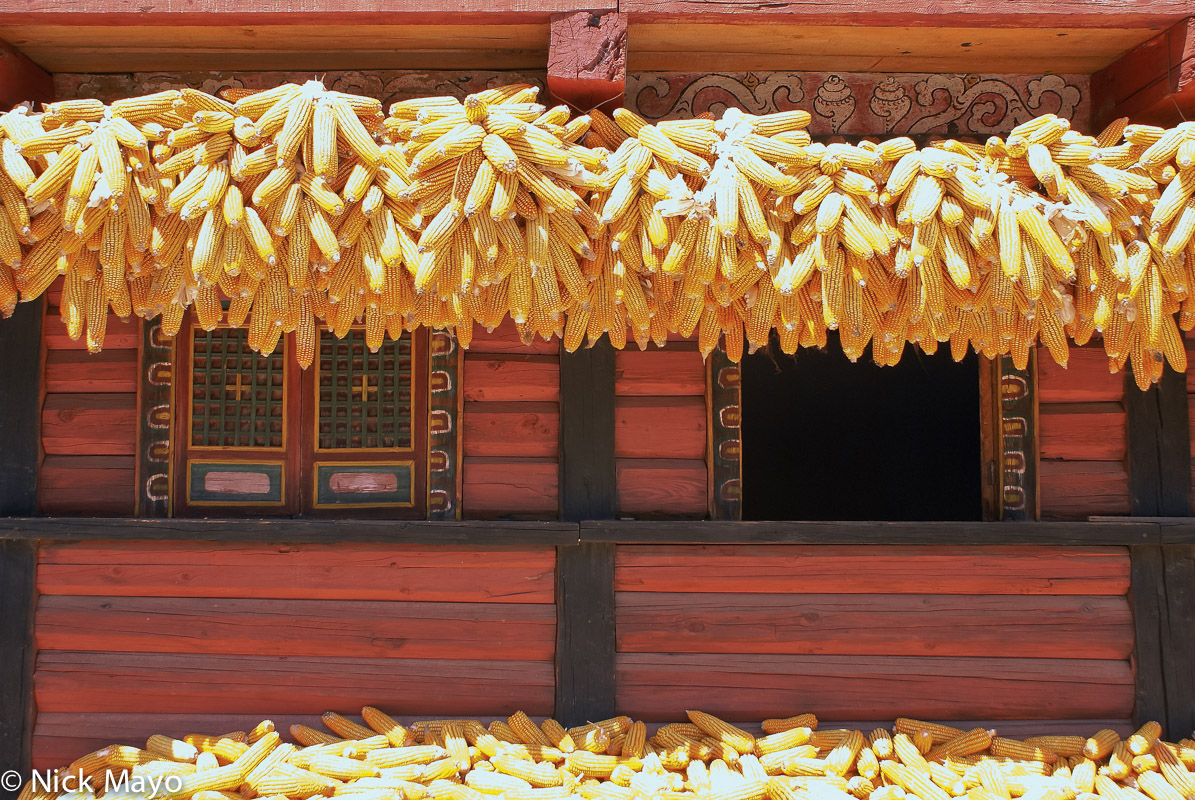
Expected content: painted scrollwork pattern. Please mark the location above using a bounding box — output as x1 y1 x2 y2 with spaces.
628 72 1088 136
54 71 547 107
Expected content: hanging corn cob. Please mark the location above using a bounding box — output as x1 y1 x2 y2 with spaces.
2 82 1194 388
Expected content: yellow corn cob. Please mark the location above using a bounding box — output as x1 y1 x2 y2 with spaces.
1130 723 1164 756
928 729 994 762
1085 730 1121 760
541 720 577 754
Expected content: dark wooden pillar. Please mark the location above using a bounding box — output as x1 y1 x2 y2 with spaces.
0 540 36 800
1125 366 1191 518
0 298 43 516
1125 365 1193 736
0 49 49 795
556 341 617 725
550 16 624 723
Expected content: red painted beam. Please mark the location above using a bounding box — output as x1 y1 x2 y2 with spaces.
1092 17 1195 129
547 10 626 115
0 37 51 109
619 0 1187 28
0 0 614 25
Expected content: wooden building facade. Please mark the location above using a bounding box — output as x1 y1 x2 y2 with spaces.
2 1 1195 796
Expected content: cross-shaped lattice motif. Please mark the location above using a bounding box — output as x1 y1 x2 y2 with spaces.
226 372 250 401
358 374 377 402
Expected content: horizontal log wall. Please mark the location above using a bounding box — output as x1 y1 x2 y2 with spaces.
1037 347 1130 519
461 320 560 518
614 340 708 518
31 540 557 768
38 279 138 516
613 544 1135 726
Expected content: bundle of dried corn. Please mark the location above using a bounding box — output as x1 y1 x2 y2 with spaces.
1 81 1194 389
21 710 1195 800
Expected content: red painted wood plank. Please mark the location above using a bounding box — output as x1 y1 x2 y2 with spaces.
1 0 614 25
614 545 1131 595
33 713 320 770
616 458 707 517
1039 410 1126 462
36 596 556 661
618 0 1186 27
43 311 138 350
1038 348 1123 403
38 542 556 602
615 592 1133 659
466 319 559 355
1092 17 1195 128
42 393 137 455
463 355 560 402
615 653 1134 722
615 397 706 459
462 457 558 518
34 651 555 716
44 349 138 393
1039 461 1132 520
0 35 52 107
615 349 706 397
38 455 134 516
462 401 559 457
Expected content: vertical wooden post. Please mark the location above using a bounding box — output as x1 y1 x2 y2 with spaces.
135 320 174 517
998 351 1038 521
1159 544 1195 737
708 348 742 521
428 330 462 520
1130 544 1169 730
0 52 49 792
1125 365 1193 736
1125 366 1191 518
556 342 617 725
0 540 36 800
551 15 624 724
0 298 43 516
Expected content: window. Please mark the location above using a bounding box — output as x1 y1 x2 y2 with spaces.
175 320 428 517
740 332 982 521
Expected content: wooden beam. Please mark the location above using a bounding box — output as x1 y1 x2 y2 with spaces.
1160 544 1195 738
578 520 1162 546
1000 352 1039 521
0 35 50 108
0 518 579 545
428 330 462 521
0 0 613 25
554 542 616 726
1092 16 1195 128
0 298 43 516
547 10 626 115
1130 545 1169 731
707 348 741 521
0 540 36 800
1125 366 1191 518
619 0 1186 28
134 319 172 518
559 341 617 522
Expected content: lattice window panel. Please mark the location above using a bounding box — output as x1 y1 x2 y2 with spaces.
190 329 286 448
317 330 413 450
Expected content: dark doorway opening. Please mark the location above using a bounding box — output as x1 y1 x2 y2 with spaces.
741 333 982 521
